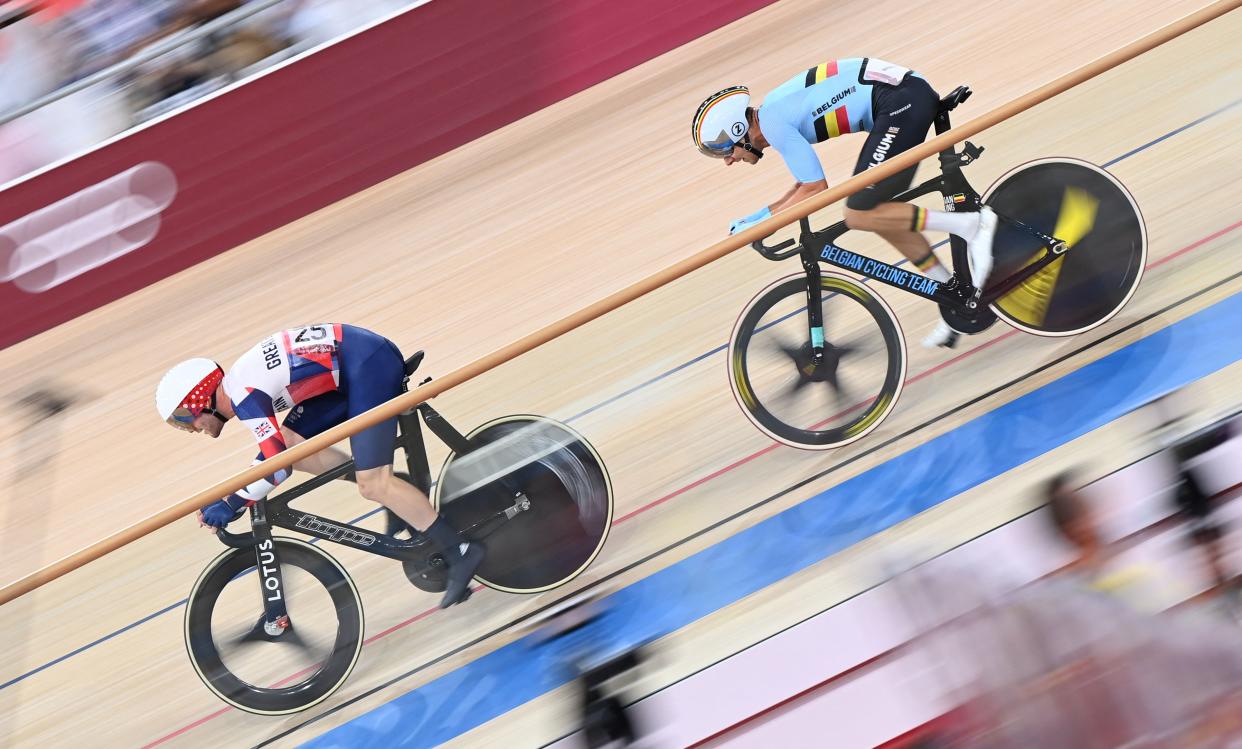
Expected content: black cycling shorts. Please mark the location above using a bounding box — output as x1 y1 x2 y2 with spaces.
282 325 405 471
845 75 940 211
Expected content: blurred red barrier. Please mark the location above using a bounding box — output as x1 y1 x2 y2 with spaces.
0 0 777 349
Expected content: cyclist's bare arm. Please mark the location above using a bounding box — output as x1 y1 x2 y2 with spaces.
771 179 828 213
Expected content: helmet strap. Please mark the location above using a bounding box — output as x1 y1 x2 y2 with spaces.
739 108 763 159
202 408 229 423
740 136 764 160
740 107 763 159
203 392 231 423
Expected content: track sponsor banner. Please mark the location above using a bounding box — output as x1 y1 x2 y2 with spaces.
0 0 778 349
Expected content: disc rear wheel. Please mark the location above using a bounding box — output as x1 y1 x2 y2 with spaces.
432 416 613 593
983 157 1146 336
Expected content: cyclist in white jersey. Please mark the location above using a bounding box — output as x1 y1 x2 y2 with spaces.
692 57 998 348
155 324 483 608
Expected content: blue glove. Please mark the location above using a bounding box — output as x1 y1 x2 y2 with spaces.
201 494 249 528
729 206 772 235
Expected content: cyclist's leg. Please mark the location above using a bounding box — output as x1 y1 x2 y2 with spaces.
338 325 483 606
843 76 996 283
337 326 435 527
280 392 352 474
842 78 943 268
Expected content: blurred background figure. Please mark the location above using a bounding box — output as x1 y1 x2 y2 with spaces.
0 0 79 181
1043 471 1188 612
528 592 654 748
899 560 1242 748
121 0 285 121
1040 383 1242 622
890 405 1242 748
0 0 408 184
1144 389 1242 617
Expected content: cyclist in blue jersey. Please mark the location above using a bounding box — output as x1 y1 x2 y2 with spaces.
692 57 997 348
155 324 484 608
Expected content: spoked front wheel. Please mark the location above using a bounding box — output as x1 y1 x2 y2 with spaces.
185 538 363 714
433 415 613 593
983 157 1146 336
729 272 906 450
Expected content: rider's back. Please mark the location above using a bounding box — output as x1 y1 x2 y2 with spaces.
760 57 924 143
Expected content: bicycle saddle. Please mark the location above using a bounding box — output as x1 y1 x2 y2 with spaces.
404 350 424 376
938 86 972 113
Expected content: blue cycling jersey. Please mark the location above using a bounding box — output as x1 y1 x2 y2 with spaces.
758 58 922 183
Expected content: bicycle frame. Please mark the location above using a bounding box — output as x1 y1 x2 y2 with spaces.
216 397 527 630
796 147 1067 304
751 89 1072 365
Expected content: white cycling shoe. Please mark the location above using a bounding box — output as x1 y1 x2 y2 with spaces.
924 207 998 351
922 320 961 349
966 206 998 291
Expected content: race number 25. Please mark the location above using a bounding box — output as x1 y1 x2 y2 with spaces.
293 325 329 342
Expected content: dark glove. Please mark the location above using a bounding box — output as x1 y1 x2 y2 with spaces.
201 494 250 528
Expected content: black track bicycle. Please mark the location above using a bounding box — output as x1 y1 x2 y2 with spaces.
183 351 613 714
729 85 1146 450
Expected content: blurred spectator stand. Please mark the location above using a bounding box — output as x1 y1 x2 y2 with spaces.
0 0 409 185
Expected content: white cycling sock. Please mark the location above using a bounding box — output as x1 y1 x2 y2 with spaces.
924 263 951 283
923 210 981 238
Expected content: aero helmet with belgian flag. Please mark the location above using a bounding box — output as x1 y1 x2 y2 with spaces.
692 86 756 159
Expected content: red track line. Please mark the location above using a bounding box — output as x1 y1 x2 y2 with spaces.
270 581 489 690
362 584 484 645
141 585 489 748
262 584 486 690
614 329 1024 527
612 443 783 525
140 707 230 748
1147 218 1242 269
911 326 1018 380
144 218 1237 746
871 712 966 749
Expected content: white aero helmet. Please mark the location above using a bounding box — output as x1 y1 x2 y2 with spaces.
157 358 224 431
692 86 754 159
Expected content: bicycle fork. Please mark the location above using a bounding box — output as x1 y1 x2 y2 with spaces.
800 222 828 369
250 502 292 637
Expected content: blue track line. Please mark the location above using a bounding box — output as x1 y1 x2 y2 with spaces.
1103 98 1241 167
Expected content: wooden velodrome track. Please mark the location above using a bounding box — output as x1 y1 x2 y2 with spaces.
2 1 1241 746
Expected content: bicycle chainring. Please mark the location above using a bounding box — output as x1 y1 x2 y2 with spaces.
939 302 998 335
